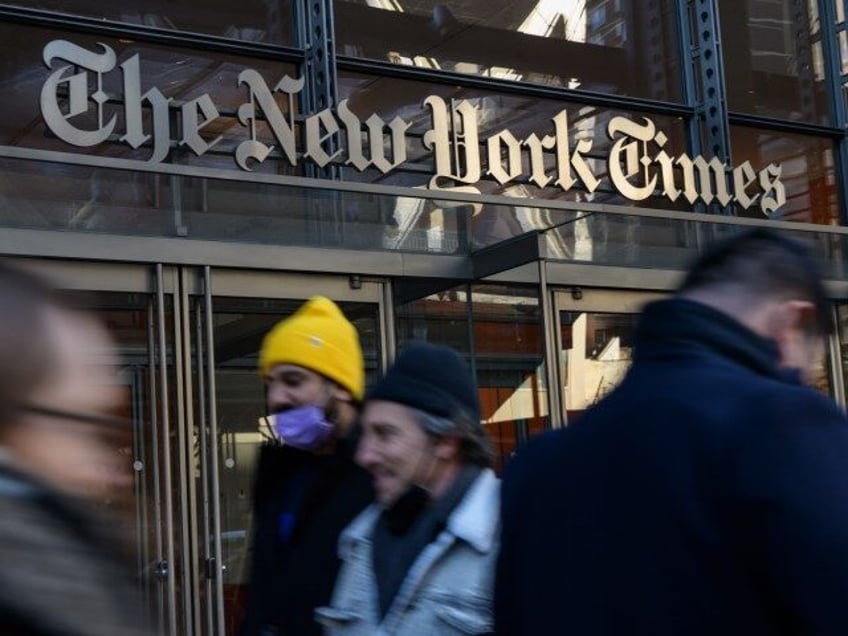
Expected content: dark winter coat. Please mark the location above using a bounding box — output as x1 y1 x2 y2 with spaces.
239 433 374 636
0 455 152 636
496 298 848 635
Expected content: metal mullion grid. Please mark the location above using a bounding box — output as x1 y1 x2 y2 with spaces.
820 0 848 226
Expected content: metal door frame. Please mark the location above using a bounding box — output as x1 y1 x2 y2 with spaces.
181 266 388 636
8 259 391 636
551 288 667 427
9 258 183 636
552 287 848 419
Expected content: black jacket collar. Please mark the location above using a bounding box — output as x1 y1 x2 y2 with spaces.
634 297 801 384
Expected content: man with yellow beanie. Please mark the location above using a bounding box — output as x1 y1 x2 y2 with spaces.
239 297 374 636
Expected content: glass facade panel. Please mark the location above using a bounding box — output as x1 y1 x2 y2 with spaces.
730 126 838 224
0 24 300 171
198 296 380 635
472 284 547 472
841 30 848 74
0 158 467 253
62 290 183 634
719 0 831 123
395 283 549 472
545 215 848 282
335 0 682 101
560 310 639 422
395 283 472 354
3 1 295 46
338 71 690 247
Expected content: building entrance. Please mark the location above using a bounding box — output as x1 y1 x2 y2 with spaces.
14 259 386 636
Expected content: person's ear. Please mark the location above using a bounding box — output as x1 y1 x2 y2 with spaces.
771 300 815 336
433 434 461 461
769 299 818 367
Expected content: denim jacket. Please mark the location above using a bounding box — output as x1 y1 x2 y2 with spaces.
315 469 499 636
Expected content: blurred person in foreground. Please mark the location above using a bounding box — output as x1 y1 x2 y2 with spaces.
496 228 848 635
317 342 498 635
0 263 151 636
239 297 373 636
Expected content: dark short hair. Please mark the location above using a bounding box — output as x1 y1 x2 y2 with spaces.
679 228 832 335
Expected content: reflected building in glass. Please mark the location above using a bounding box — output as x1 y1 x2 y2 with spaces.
1 1 848 634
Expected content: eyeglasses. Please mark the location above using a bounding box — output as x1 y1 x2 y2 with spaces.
17 403 131 429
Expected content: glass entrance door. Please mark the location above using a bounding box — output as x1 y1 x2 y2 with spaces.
10 260 187 636
184 268 384 636
12 260 386 636
554 289 665 424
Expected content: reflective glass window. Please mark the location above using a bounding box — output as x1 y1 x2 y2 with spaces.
718 0 831 124
730 126 838 224
3 1 295 46
472 284 547 472
0 24 301 173
338 73 686 199
335 0 682 101
560 311 639 421
394 282 549 473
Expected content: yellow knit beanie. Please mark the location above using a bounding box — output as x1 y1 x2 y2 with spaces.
258 296 365 401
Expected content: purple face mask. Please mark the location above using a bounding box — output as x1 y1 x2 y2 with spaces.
264 405 334 450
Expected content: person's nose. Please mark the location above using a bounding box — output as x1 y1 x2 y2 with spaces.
355 435 377 470
265 382 294 413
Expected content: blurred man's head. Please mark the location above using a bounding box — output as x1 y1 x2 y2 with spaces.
0 263 127 498
258 296 364 442
678 228 831 384
357 342 491 506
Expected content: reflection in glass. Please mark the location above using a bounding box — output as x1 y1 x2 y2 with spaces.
0 23 300 169
335 0 682 100
719 0 831 123
561 311 638 421
395 283 472 354
200 296 380 635
0 158 468 254
730 126 838 224
63 291 181 635
472 285 547 472
394 283 548 472
3 0 295 46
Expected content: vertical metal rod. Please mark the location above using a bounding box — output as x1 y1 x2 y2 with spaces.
380 280 397 370
538 257 563 428
155 265 178 636
176 268 201 635
465 283 477 380
203 266 227 635
132 365 150 613
147 299 165 634
818 0 848 227
550 291 567 427
195 295 214 634
829 304 846 409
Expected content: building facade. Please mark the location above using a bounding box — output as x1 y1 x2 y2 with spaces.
1 1 848 634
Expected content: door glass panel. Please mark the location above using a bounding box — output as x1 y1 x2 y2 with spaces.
472 285 548 473
197 296 381 636
560 310 639 423
63 290 180 635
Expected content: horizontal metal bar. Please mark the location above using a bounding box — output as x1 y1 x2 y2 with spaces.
473 231 546 279
336 55 695 118
0 6 305 62
0 226 472 278
2 145 847 237
728 111 846 138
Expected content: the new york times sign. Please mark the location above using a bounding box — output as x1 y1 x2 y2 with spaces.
39 40 785 215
